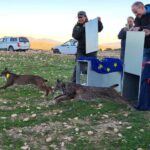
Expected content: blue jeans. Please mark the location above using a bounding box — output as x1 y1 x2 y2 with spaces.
143 48 150 62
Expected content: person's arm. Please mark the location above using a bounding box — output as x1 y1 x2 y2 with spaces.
140 24 150 30
134 17 150 30
118 28 127 40
72 24 85 40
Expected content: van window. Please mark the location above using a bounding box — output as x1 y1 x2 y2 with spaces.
72 41 78 46
63 41 71 46
10 38 17 42
19 37 29 42
3 38 7 42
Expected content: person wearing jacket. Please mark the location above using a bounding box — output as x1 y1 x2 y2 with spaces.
118 16 134 63
71 11 103 83
131 1 150 62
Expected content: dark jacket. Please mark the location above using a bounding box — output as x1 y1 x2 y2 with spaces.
134 4 150 48
72 20 103 57
118 28 126 61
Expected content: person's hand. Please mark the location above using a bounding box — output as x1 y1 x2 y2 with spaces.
129 27 140 31
143 29 150 36
123 27 129 31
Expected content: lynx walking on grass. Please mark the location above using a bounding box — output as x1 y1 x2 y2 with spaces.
0 68 53 96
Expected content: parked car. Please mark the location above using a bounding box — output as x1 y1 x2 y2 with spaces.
0 36 30 51
52 39 77 54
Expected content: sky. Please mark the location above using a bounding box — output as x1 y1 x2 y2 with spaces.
0 0 149 44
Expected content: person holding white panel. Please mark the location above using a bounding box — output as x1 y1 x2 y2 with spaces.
131 1 150 62
118 16 135 63
71 11 103 83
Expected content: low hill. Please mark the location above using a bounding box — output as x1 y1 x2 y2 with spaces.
100 42 120 50
29 37 61 50
29 37 120 51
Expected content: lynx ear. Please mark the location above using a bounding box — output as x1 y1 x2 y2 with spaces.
57 79 61 83
4 67 8 71
57 79 63 83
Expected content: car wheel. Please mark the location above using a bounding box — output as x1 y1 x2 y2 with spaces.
53 49 61 54
8 46 14 51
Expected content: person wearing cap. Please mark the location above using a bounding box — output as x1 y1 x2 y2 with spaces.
71 11 103 83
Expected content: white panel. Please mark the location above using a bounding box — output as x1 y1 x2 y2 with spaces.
85 18 98 54
124 31 145 76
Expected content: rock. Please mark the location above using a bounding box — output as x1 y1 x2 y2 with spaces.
87 131 94 135
114 128 119 133
105 131 110 134
64 124 72 129
59 110 63 114
1 117 7 120
36 107 41 110
11 114 17 118
102 114 109 118
121 139 127 143
18 129 23 133
123 113 129 117
46 137 52 143
21 143 30 150
50 144 57 149
61 142 65 147
75 128 79 132
139 129 144 132
31 114 37 118
97 104 103 109
68 118 72 121
126 126 132 129
118 121 122 125
64 136 72 142
118 133 123 137
41 95 45 98
98 104 103 107
63 122 67 125
53 112 58 115
137 148 144 150
74 117 79 120
23 118 29 122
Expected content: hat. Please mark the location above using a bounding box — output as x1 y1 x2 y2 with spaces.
77 11 87 17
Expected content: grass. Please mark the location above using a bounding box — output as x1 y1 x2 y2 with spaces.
0 51 150 150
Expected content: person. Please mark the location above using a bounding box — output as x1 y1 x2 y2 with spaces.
118 16 135 63
71 11 103 83
143 29 150 36
135 62 150 110
131 1 150 62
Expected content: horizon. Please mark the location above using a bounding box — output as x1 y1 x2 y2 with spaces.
0 0 149 45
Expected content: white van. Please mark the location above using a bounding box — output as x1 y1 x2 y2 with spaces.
52 39 77 54
0 36 30 51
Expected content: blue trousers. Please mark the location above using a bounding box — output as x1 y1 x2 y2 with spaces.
136 63 150 111
143 48 150 62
